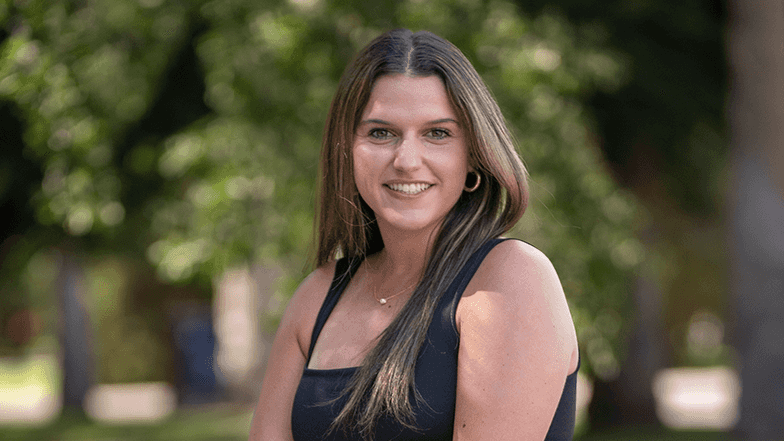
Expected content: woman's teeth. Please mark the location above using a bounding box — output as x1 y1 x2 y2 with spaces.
386 183 432 194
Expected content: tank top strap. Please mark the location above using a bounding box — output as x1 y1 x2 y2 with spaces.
305 256 363 363
444 238 508 301
439 238 511 333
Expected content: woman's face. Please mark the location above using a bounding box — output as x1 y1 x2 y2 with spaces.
353 74 469 236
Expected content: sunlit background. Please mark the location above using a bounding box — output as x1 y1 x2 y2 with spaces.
1 0 782 439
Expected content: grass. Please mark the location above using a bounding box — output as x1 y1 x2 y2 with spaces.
1 404 254 441
1 409 729 441
575 427 728 441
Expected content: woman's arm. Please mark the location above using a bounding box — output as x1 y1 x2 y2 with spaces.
454 240 579 440
248 264 335 441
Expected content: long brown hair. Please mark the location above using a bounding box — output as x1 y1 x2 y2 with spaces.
316 28 528 438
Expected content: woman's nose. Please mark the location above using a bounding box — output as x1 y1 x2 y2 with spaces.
393 136 422 171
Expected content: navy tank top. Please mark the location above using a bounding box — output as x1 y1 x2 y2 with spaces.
291 239 578 440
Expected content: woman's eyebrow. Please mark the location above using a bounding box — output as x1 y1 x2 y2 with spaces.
427 118 460 126
358 118 460 126
358 118 393 126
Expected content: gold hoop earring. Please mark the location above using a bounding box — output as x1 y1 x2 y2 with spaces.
464 171 481 192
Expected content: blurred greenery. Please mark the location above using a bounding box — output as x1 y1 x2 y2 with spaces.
513 0 729 374
515 0 727 218
1 0 643 383
86 255 172 383
0 0 734 403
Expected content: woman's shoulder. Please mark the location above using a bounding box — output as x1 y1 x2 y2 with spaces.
469 238 567 312
296 260 339 299
287 260 338 318
453 241 580 438
458 237 579 369
478 238 558 286
279 260 339 355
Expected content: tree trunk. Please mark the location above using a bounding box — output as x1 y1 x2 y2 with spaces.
588 226 667 430
727 1 784 439
56 248 95 412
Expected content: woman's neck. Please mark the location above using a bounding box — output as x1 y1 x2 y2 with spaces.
371 225 438 281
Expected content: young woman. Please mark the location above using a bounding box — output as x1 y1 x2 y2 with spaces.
248 29 579 441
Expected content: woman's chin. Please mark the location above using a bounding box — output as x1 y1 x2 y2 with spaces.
376 212 446 236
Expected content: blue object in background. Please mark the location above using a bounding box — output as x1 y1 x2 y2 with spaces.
173 312 218 404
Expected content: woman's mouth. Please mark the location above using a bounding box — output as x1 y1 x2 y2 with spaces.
385 183 433 195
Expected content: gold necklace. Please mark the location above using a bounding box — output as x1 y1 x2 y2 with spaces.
372 279 418 305
365 258 419 305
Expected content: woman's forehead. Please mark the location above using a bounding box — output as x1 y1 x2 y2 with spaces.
361 74 459 122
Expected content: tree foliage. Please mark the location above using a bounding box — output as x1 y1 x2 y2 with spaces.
1 0 643 379
515 0 728 216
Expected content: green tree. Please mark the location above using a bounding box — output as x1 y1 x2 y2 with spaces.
1 0 643 422
512 0 729 430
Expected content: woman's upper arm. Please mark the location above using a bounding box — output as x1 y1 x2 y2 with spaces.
454 240 578 441
248 264 334 441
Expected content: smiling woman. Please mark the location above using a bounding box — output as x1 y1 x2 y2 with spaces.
352 75 469 237
249 29 579 441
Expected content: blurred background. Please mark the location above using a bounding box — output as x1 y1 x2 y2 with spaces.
1 0 782 439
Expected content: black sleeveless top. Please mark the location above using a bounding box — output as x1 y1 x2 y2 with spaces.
291 239 578 440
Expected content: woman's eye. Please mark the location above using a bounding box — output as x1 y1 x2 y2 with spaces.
429 129 450 140
369 128 392 139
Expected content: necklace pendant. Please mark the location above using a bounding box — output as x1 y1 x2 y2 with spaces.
379 298 387 305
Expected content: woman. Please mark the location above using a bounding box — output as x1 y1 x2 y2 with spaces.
249 29 579 440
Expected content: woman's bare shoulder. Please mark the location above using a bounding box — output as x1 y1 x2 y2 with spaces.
457 238 578 367
279 260 338 356
288 261 337 311
470 239 559 292
453 239 578 438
